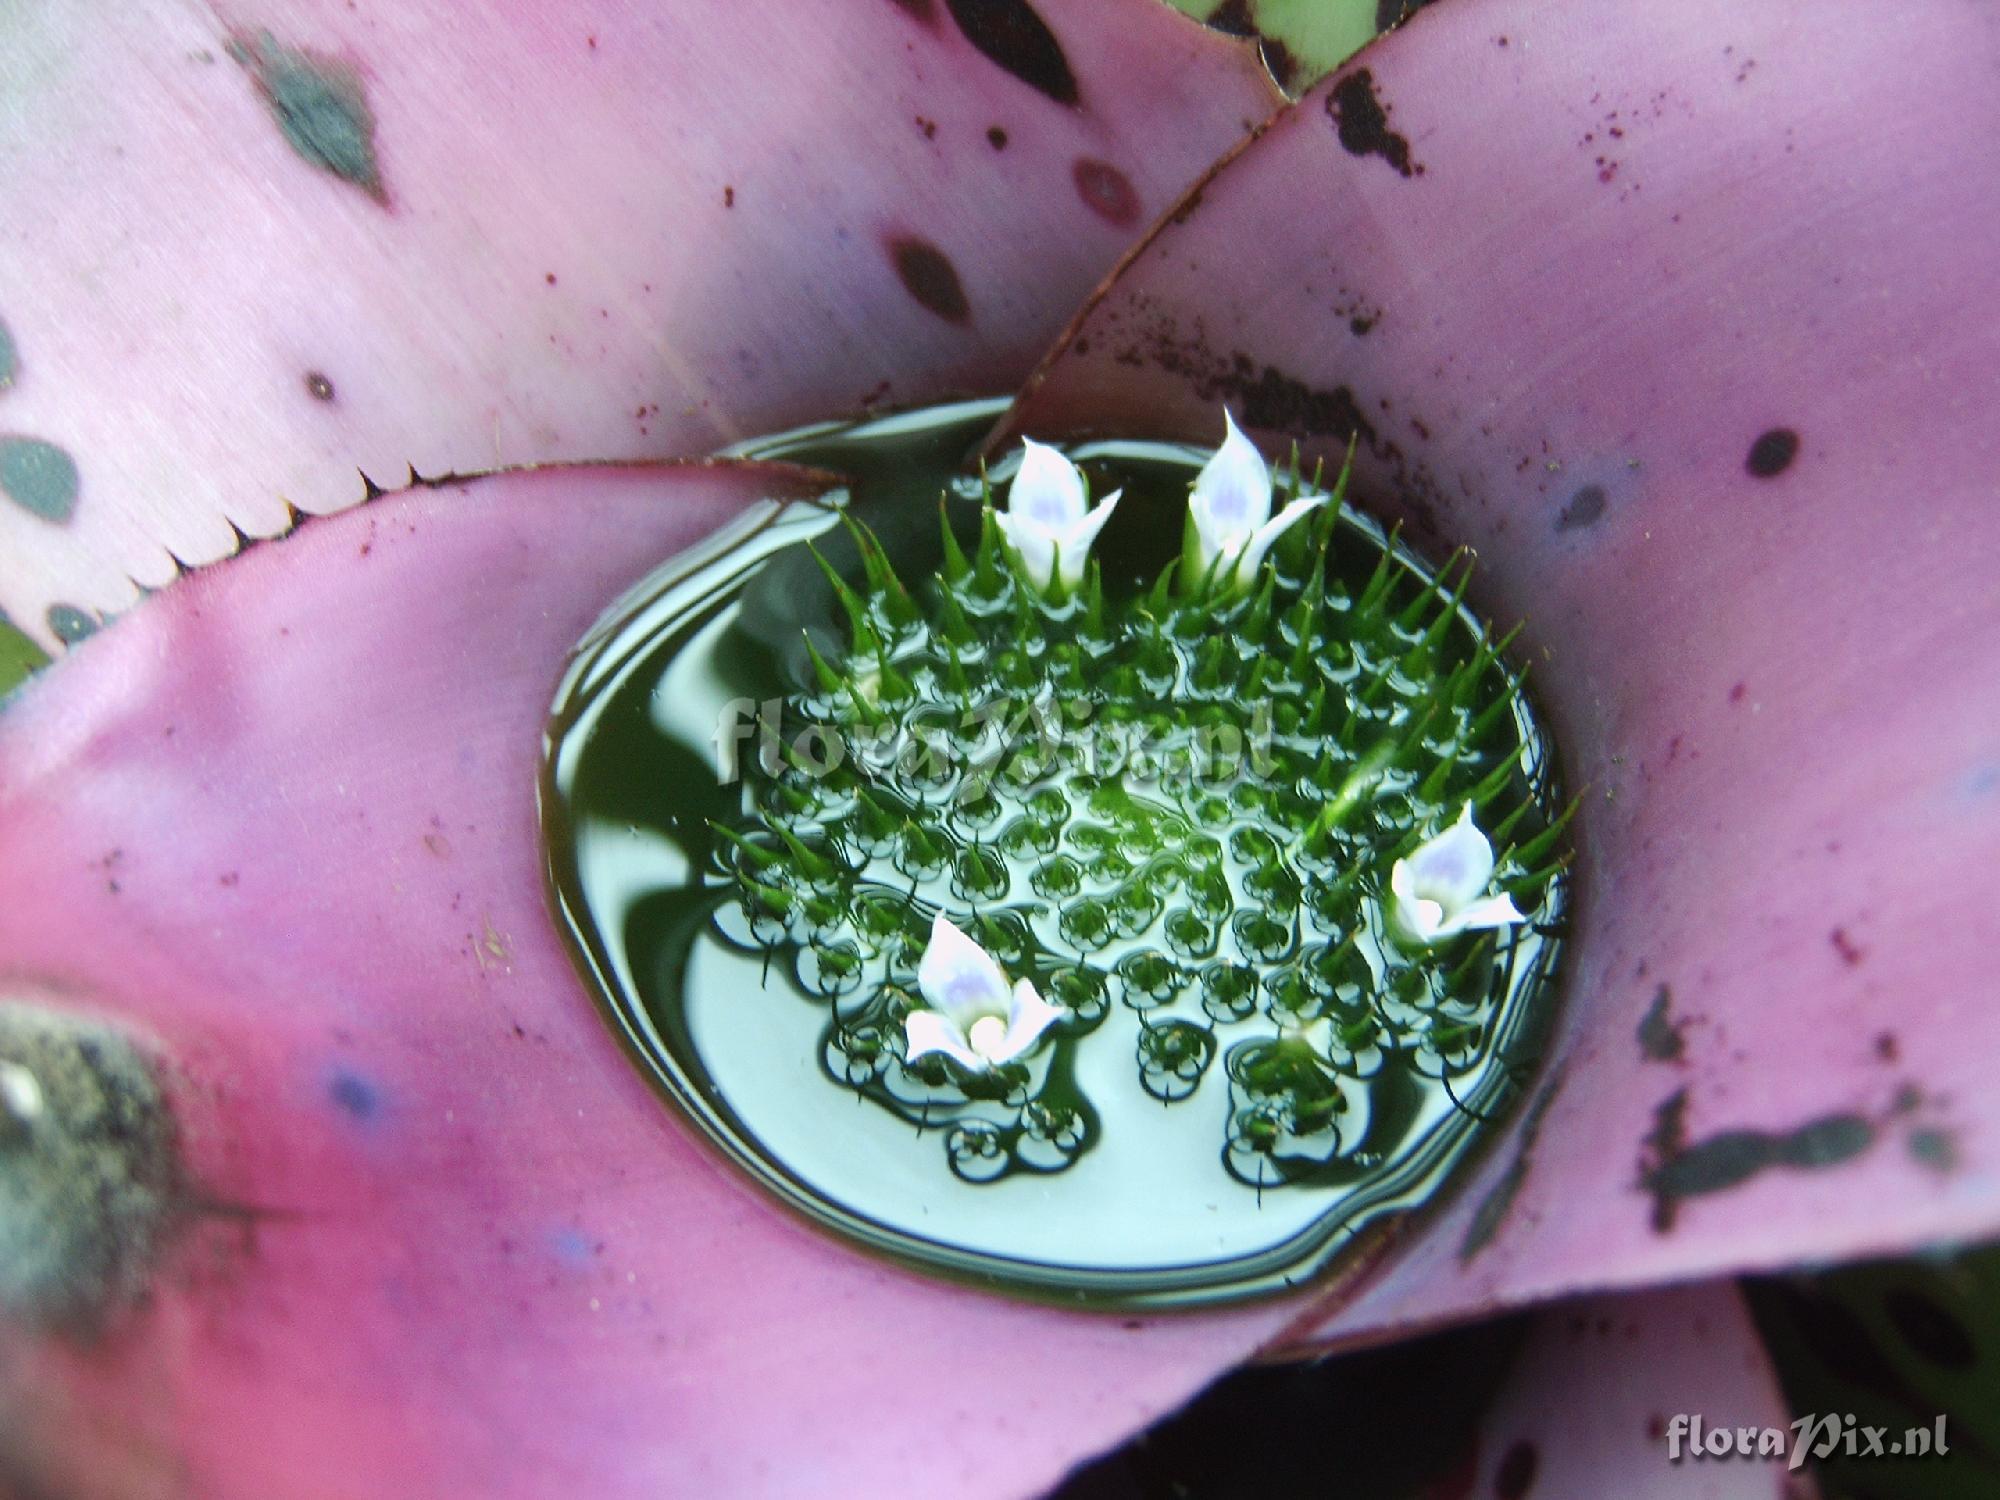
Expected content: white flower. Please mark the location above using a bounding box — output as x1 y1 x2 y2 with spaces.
1387 804 1528 946
904 914 1065 1070
0 1060 43 1123
1186 410 1325 591
993 438 1122 592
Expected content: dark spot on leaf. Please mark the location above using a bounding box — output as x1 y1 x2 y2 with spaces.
0 437 78 524
1830 926 1864 966
1106 311 1443 517
1882 1286 1976 1370
229 31 388 206
327 1069 380 1121
45 604 98 645
723 185 735 208
886 235 971 324
886 0 938 21
1745 427 1799 478
1260 38 1300 93
0 318 16 390
1156 352 1375 448
1072 157 1140 226
1494 1440 1537 1500
1554 483 1606 532
1206 0 1254 34
1349 314 1376 336
1729 681 1747 703
1780 1114 1874 1167
1873 1031 1898 1062
303 370 336 403
943 0 1078 107
1328 69 1420 178
1656 1129 1776 1198
1636 985 1685 1063
986 125 1009 149
1907 1127 1957 1172
1459 1066 1565 1261
1643 1096 1874 1232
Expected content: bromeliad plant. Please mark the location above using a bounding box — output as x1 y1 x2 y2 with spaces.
0 0 1997 1496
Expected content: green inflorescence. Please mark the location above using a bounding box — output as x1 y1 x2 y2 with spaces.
709 446 1568 1188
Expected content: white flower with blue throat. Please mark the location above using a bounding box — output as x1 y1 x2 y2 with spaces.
992 438 1122 594
1184 410 1327 594
904 914 1066 1071
1387 803 1528 948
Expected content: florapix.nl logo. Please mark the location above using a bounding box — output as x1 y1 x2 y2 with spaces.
1663 1412 1949 1472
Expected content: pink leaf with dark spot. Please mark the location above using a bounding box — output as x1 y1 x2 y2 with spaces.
0 466 1300 1499
1468 1284 1805 1499
1003 0 2000 1352
0 0 1274 643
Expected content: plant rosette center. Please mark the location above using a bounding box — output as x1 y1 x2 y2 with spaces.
543 400 1570 1305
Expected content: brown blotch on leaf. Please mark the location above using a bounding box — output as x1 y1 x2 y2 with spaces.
1642 1092 1875 1233
1072 157 1140 227
1554 482 1607 532
1259 38 1300 93
1129 340 1376 449
886 235 971 324
1328 68 1421 178
1636 985 1686 1063
943 0 1079 107
303 370 336 403
1745 427 1800 478
1206 0 1254 36
986 125 1009 149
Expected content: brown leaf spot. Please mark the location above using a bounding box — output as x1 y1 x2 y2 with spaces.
886 235 971 324
1072 157 1140 227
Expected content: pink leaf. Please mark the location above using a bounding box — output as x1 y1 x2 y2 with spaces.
1002 0 2000 1349
0 0 1275 644
0 468 1297 1499
1460 1283 1807 1500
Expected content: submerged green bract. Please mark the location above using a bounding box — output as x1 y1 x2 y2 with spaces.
543 403 1569 1304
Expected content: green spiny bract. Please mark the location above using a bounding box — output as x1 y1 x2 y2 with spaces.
713 449 1563 1187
